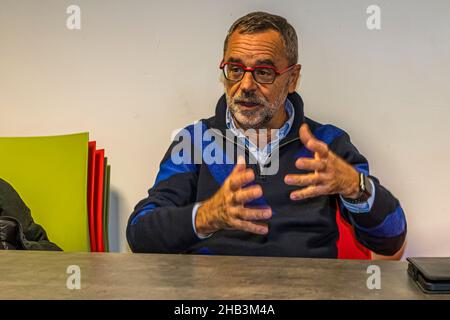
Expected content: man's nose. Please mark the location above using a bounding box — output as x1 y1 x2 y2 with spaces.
239 71 258 92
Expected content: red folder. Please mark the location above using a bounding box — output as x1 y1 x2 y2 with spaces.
87 141 97 252
94 149 105 252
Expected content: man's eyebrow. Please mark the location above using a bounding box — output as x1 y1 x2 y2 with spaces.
227 57 243 63
255 59 275 67
226 57 276 67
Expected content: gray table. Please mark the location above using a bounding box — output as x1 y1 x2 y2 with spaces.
0 251 448 300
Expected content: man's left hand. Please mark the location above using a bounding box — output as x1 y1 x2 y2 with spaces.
284 123 361 200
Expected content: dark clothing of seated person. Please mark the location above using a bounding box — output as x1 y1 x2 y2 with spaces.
127 12 407 259
0 178 61 251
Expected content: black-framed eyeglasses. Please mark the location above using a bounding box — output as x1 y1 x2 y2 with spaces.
220 61 298 84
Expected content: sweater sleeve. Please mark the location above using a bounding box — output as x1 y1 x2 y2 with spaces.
0 178 62 251
328 129 407 256
126 126 203 253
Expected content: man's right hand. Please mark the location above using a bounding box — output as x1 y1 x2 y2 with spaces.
195 156 272 236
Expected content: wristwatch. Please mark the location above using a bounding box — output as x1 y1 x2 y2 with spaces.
344 172 373 204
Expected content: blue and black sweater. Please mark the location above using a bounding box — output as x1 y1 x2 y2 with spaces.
127 92 407 258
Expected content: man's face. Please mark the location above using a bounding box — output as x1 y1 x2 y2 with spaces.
223 29 300 130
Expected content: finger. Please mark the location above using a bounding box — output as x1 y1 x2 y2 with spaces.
231 218 269 235
229 168 255 191
307 139 329 159
237 206 272 221
299 124 329 158
295 157 327 172
233 185 263 204
228 156 253 191
290 185 329 200
284 173 322 186
233 155 246 173
299 123 314 148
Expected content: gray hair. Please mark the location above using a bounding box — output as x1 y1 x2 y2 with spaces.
223 11 299 65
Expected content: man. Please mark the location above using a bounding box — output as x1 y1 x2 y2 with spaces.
127 12 406 259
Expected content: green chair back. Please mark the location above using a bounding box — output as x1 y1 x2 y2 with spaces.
0 133 89 252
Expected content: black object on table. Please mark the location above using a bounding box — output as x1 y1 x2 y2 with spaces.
407 257 450 294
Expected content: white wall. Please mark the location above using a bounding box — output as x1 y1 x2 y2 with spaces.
1 0 449 256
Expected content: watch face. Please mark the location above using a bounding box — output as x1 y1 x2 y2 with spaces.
362 175 372 198
343 174 372 204
360 173 366 192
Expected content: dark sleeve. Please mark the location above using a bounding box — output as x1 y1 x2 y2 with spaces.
0 178 62 251
329 130 407 256
126 129 203 254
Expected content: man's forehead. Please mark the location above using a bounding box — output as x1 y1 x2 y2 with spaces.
224 29 287 66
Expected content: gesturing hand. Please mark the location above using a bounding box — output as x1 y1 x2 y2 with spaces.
284 123 360 201
195 156 272 236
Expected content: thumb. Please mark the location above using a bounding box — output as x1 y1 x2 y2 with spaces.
233 155 247 173
299 123 328 158
299 123 315 148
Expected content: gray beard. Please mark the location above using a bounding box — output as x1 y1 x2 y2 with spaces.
231 107 274 130
226 91 287 130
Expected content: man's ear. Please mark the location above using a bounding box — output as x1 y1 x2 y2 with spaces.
288 64 301 93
